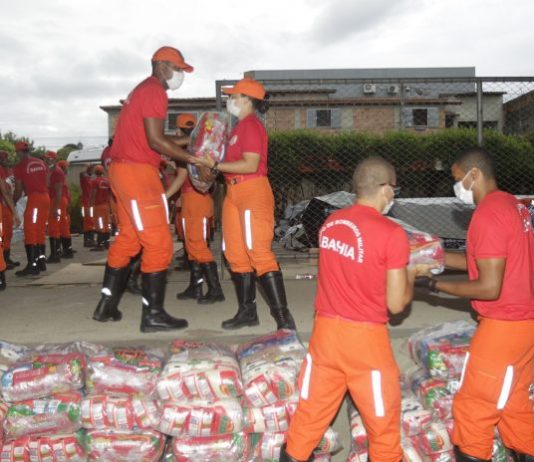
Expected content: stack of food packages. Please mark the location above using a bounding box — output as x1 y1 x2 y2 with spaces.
346 321 511 462
0 342 95 461
82 347 166 462
237 330 341 462
156 340 247 461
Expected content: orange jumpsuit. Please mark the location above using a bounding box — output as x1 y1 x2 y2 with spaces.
47 165 65 239
80 171 95 232
0 166 14 251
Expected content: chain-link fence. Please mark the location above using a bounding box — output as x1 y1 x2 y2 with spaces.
215 77 534 251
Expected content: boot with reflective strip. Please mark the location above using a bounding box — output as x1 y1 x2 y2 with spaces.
140 271 188 332
198 261 225 304
0 271 6 291
176 261 204 300
454 446 491 462
93 265 129 322
3 249 20 269
221 272 259 329
15 245 40 277
258 271 296 330
508 450 534 462
37 245 47 272
46 238 61 263
60 237 74 258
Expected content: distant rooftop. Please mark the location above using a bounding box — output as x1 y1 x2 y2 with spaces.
244 67 476 81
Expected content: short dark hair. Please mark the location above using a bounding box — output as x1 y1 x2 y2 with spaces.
247 93 270 114
454 147 496 179
353 156 396 197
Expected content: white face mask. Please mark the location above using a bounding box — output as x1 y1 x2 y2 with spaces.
382 200 394 215
226 98 241 118
453 171 475 205
166 70 184 91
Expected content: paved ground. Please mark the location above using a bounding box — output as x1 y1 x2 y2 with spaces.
1 235 474 460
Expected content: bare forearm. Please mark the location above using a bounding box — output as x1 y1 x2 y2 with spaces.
436 278 500 300
149 136 192 164
444 251 467 271
218 160 259 175
0 183 16 215
166 169 187 198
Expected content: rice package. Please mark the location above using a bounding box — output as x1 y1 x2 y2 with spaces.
0 433 86 462
171 432 247 462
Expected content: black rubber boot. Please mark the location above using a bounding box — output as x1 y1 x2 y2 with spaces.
198 261 225 304
84 232 95 247
93 265 129 322
90 232 105 251
102 233 110 249
46 238 61 263
221 272 259 329
140 271 188 332
15 245 40 277
3 249 20 269
454 446 491 462
36 244 47 272
174 249 190 271
61 237 74 258
176 261 204 300
279 444 304 462
508 449 534 462
126 254 142 295
258 271 296 330
0 271 6 291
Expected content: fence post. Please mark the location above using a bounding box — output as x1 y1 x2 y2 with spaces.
476 79 484 146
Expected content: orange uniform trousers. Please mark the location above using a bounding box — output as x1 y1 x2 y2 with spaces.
59 196 71 238
109 194 118 228
0 204 6 271
24 193 50 246
222 176 279 276
1 203 13 250
47 197 67 239
286 315 403 462
93 203 111 233
181 190 214 264
107 162 172 274
452 317 534 459
81 199 95 232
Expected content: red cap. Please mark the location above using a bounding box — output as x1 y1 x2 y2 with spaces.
176 113 197 129
14 141 30 152
44 151 58 160
152 46 193 73
57 160 68 170
94 165 105 174
223 77 265 100
0 150 9 160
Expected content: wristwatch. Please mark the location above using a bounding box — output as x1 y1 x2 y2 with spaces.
415 276 440 293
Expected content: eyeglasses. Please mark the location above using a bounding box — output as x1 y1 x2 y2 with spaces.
380 183 401 197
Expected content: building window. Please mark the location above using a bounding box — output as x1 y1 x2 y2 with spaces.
458 121 498 130
316 109 332 127
413 108 428 126
445 113 456 128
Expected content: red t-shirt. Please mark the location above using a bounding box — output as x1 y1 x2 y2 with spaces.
92 176 110 206
101 146 112 170
224 114 268 182
13 156 48 195
111 76 168 168
467 190 534 320
48 166 65 200
62 182 71 203
80 172 93 201
315 204 410 323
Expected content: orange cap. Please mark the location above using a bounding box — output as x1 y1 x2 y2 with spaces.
94 165 105 174
223 77 265 100
44 151 58 160
176 113 197 129
152 46 193 73
57 160 68 169
14 141 30 152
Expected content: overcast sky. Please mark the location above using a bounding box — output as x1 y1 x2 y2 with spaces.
1 0 534 145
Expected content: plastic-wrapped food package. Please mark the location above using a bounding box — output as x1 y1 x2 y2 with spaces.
407 321 475 379
30 342 105 358
1 353 86 402
410 421 452 456
81 395 159 430
157 341 242 402
236 330 306 407
186 112 231 193
84 429 165 462
86 348 164 396
0 341 30 375
401 439 425 462
243 399 297 433
347 406 367 453
157 399 243 437
171 432 247 462
415 378 452 411
346 451 368 462
1 433 86 462
4 391 82 439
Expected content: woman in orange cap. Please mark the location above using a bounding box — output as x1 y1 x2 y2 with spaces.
166 113 224 305
196 77 295 330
